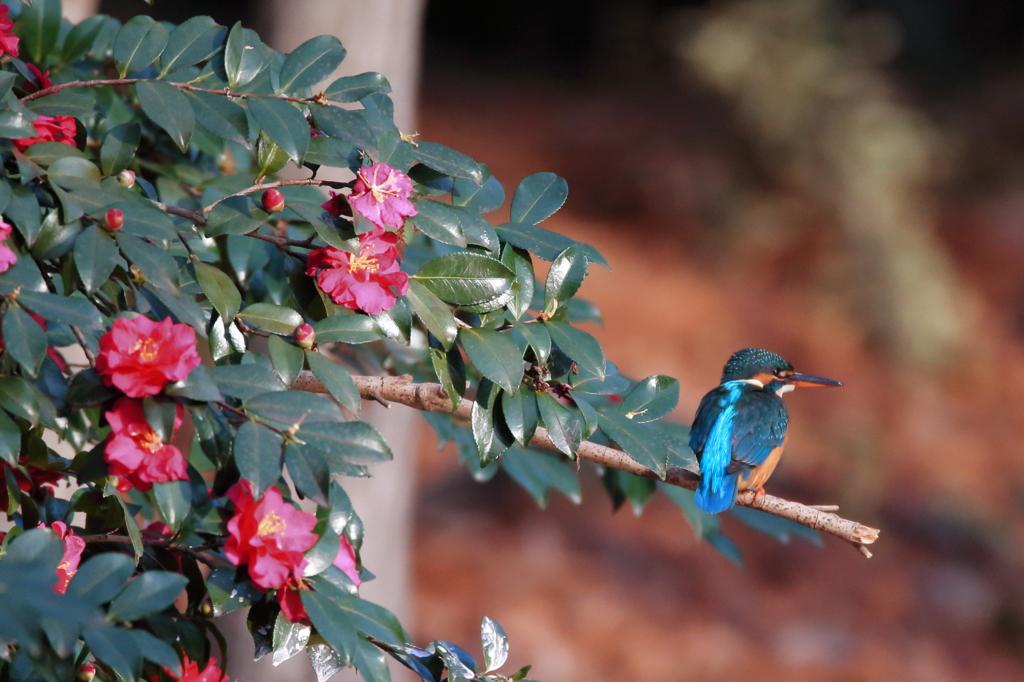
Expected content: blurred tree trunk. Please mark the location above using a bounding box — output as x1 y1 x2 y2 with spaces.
63 0 99 24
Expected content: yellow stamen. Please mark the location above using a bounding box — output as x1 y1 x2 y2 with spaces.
360 168 400 203
130 337 159 363
257 510 287 537
348 243 380 274
137 429 164 453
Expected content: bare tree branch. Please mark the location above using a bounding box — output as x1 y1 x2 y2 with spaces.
292 371 881 555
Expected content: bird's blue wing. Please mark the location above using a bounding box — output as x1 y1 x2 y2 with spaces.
688 385 733 459
726 389 788 470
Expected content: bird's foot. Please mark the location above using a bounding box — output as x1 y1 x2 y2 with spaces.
751 486 767 506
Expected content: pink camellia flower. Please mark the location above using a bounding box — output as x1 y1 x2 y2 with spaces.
44 521 85 595
0 5 18 58
12 115 76 152
104 398 188 492
224 481 318 590
276 536 360 625
305 226 409 315
0 219 16 273
96 316 201 398
22 64 52 95
167 656 228 682
347 162 417 229
320 191 348 218
334 535 361 587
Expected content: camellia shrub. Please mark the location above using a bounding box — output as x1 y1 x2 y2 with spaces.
0 2 880 682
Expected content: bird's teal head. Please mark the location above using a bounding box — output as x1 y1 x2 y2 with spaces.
721 348 843 392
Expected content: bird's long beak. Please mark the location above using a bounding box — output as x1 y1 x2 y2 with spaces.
785 372 843 387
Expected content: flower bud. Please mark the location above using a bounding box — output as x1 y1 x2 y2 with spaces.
293 323 315 349
116 170 136 188
200 601 213 617
262 188 285 213
104 208 123 232
77 663 96 682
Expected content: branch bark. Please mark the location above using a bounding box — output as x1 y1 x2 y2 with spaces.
292 371 880 556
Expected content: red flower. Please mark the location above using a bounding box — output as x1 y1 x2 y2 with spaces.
0 219 16 273
96 316 201 398
167 656 227 682
224 481 318 590
45 521 85 595
334 535 361 587
0 5 18 58
276 536 360 625
347 162 417 229
104 398 188 493
321 191 349 217
306 226 409 315
12 115 76 152
22 64 52 95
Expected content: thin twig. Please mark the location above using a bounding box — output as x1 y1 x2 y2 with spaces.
69 325 97 368
20 78 319 105
292 371 881 554
215 401 287 435
200 178 350 215
82 534 231 568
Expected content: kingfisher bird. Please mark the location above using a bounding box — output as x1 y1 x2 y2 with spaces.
689 348 842 514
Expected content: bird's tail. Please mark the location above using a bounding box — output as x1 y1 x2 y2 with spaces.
695 470 739 514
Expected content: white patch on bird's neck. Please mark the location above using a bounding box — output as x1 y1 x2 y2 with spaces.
775 384 795 396
736 379 764 388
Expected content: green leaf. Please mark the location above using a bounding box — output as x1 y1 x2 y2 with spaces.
237 302 303 335
84 625 141 682
0 179 11 215
209 364 286 399
3 306 47 377
285 442 329 504
207 566 263 617
660 484 719 538
305 134 358 169
127 629 182 677
48 156 102 186
460 328 524 393
501 389 539 446
298 421 392 466
116 233 180 294
501 446 580 508
26 88 96 119
19 290 103 329
430 345 465 410
312 105 376 154
303 592 359 665
481 616 509 672
495 222 609 269
108 571 189 622
185 90 248 143
268 334 304 386
510 172 568 225
570 359 629 395
620 375 679 423
279 35 347 92
66 552 135 605
0 110 37 139
6 184 42 245
248 96 309 164
165 365 223 402
306 351 360 414
535 392 583 457
113 495 144 559
453 174 505 213
598 413 669 478
114 16 169 77
23 141 86 166
406 280 457 350
273 612 311 666
412 252 514 305
0 410 21 466
234 420 283 498
100 122 141 176
152 480 191 532
453 205 499 251
543 321 605 378
544 244 587 312
413 141 483 183
0 376 40 425
16 0 61 65
194 262 241 323
245 390 344 426
409 199 466 247
160 16 226 76
312 312 381 344
205 196 268 238
513 322 551 365
224 22 268 89
324 72 391 103
135 80 194 153
61 14 108 64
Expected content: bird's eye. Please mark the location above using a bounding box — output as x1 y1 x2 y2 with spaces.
773 368 781 376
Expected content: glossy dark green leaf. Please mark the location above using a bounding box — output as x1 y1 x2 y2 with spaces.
272 611 311 666
510 172 568 225
544 244 587 312
165 365 223 402
113 494 144 559
237 302 303 335
598 413 668 478
116 233 180 294
470 378 510 463
208 566 263 617
256 131 291 178
460 328 524 393
306 351 360 413
3 306 47 377
406 280 457 350
108 571 189 622
570 359 630 395
513 322 550 366
352 637 389 682
23 141 86 166
144 285 208 337
312 105 377 154
313 312 381 344
452 206 499 251
185 90 248 143
0 110 36 138
26 88 96 119
324 72 391 103
127 629 182 677
412 252 514 305
16 0 61 64
413 141 482 183
234 420 283 498
66 552 135 605
279 35 346 93
286 442 329 504
6 184 42 245
299 421 392 466
501 446 580 508
160 16 226 76
544 321 605 378
409 199 466 247
48 156 101 187
194 261 241 323
453 174 504 214
135 80 194 153
0 409 20 466
535 392 583 457
152 480 191 532
245 390 344 426
0 180 11 216
495 222 609 269
619 375 679 423
100 122 140 176
19 290 103 330
303 591 358 665
268 334 304 386
224 22 268 88
84 625 141 682
430 345 465 410
114 16 169 77
481 616 509 672
248 96 309 164
205 196 268 238
501 389 539 446
304 134 359 169
61 14 108 64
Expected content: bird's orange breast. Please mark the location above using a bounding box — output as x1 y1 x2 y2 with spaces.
738 434 788 491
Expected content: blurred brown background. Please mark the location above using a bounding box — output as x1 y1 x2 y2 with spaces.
99 0 1024 678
